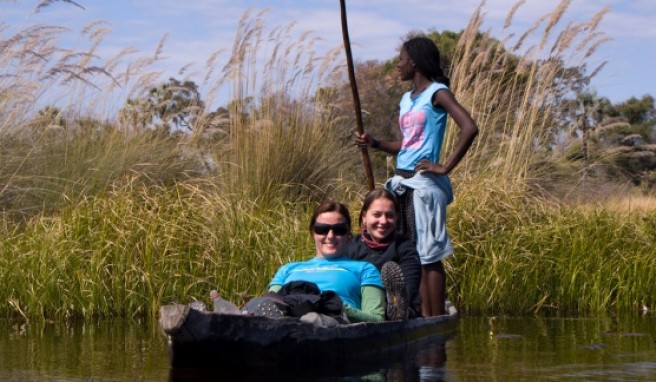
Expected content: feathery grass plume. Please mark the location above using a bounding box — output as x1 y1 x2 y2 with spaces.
587 61 607 79
104 46 138 81
33 0 85 13
107 33 169 103
193 9 353 202
503 0 526 29
511 14 547 53
446 0 611 185
586 6 610 32
80 20 111 64
550 22 581 56
199 49 229 118
584 37 611 59
453 1 483 77
575 31 604 53
202 48 226 89
538 0 572 51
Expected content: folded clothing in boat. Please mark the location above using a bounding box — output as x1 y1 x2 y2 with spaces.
242 281 345 320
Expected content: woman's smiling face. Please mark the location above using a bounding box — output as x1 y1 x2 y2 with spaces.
312 211 349 258
362 197 397 242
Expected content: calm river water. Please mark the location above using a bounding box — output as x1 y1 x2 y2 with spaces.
1 314 655 381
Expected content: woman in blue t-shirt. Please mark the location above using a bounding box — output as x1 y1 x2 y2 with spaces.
269 200 385 323
355 37 479 316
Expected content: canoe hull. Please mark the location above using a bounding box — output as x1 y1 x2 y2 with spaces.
160 304 458 371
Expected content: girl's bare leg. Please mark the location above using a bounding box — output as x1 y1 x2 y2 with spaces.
420 261 446 316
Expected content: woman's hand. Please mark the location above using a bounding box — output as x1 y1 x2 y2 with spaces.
415 159 448 175
355 133 401 154
354 132 373 148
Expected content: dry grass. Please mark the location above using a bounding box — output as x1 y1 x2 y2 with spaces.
1 3 360 218
577 194 656 215
3 1 651 320
446 0 611 187
196 9 356 202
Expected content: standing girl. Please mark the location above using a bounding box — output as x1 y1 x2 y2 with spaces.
355 36 478 316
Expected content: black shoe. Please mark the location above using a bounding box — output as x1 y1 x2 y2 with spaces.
381 262 407 320
243 296 287 318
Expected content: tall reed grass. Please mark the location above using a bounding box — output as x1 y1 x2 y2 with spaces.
1 1 653 320
446 0 611 185
0 4 200 219
448 182 656 315
0 3 360 320
1 125 195 220
0 180 314 319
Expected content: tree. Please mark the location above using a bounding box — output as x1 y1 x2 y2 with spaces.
615 95 655 126
557 91 656 188
119 78 205 133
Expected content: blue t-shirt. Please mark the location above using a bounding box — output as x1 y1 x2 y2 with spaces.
396 82 449 171
269 256 383 308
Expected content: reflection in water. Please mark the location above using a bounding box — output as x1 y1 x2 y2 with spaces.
414 338 447 381
0 319 170 381
2 315 656 381
168 334 451 382
451 315 656 381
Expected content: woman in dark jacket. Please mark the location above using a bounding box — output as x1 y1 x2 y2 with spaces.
348 189 422 319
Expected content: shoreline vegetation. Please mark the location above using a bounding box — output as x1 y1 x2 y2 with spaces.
1 1 655 320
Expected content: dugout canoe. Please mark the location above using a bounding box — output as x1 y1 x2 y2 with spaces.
159 303 458 373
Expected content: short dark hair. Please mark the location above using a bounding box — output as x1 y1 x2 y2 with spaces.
309 199 352 235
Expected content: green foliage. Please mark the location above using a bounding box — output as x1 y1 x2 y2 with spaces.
2 2 656 321
425 30 461 72
0 117 196 220
448 183 656 315
3 178 655 319
545 89 656 192
0 182 313 319
616 95 656 125
120 78 205 132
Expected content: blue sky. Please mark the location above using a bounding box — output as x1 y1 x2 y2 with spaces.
3 0 655 105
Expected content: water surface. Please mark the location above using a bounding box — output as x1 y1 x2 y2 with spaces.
1 314 655 381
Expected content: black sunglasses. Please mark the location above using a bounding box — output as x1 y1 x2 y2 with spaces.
313 223 349 236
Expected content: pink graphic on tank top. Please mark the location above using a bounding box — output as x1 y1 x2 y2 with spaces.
400 110 426 149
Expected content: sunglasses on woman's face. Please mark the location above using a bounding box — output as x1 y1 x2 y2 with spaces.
313 223 349 236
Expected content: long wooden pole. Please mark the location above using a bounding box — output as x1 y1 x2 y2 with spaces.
339 0 375 191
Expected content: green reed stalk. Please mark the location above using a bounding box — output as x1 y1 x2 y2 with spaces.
2 175 655 319
0 180 320 320
2 3 650 321
447 182 656 315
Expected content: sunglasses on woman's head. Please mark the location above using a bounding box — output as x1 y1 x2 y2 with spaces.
313 223 349 236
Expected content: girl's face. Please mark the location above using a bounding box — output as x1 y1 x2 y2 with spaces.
312 211 349 258
362 198 397 242
397 48 415 81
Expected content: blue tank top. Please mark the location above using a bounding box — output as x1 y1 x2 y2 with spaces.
396 82 449 171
